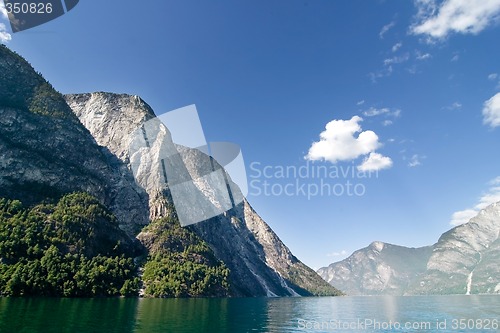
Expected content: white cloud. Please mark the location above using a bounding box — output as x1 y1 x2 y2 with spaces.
363 107 401 118
382 120 393 126
369 67 393 83
305 116 382 164
380 21 396 39
488 73 499 80
370 54 411 81
358 152 393 172
0 3 11 44
490 176 500 185
475 188 500 210
483 92 500 128
392 42 403 52
450 209 479 226
383 53 410 66
450 176 500 225
327 250 348 257
451 54 459 62
357 100 365 106
412 0 500 40
408 154 423 167
444 101 462 110
0 2 8 20
0 23 11 43
416 51 431 60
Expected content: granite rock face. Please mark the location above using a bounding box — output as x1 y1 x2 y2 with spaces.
318 202 500 295
65 92 340 297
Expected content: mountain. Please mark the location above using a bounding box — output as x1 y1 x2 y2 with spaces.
317 242 432 295
65 92 340 297
407 202 500 295
0 45 149 236
0 44 339 297
318 202 500 295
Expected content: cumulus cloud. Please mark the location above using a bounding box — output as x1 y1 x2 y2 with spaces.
490 176 500 185
358 152 393 172
483 92 500 128
380 21 396 39
305 116 379 163
450 176 500 226
412 0 500 40
305 116 393 171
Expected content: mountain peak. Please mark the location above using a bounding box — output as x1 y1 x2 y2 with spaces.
0 45 78 122
370 241 385 252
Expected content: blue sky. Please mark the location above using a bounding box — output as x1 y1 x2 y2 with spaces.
2 0 500 269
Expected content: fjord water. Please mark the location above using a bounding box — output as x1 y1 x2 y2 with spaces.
0 296 498 332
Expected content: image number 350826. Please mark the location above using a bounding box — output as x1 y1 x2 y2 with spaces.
4 0 79 32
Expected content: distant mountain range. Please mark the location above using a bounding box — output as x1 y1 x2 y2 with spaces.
0 45 340 297
318 202 500 295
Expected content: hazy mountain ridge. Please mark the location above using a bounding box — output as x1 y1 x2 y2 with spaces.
318 202 500 295
317 241 432 295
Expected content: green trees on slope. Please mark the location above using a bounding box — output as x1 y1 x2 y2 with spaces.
0 193 139 297
140 217 230 297
0 193 231 298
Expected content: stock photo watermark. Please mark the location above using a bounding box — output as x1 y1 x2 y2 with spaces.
3 0 79 32
127 104 380 228
297 317 499 331
128 104 248 227
248 162 378 200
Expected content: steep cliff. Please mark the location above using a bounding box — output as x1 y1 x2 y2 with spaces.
65 92 341 297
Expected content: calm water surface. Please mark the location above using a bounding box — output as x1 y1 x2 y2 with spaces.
0 295 499 332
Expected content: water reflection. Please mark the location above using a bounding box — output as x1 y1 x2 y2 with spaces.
0 295 499 333
134 298 230 333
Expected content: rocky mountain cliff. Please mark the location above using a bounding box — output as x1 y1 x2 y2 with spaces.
65 92 340 297
318 202 500 295
407 202 500 295
317 242 432 295
0 45 338 297
0 45 149 236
